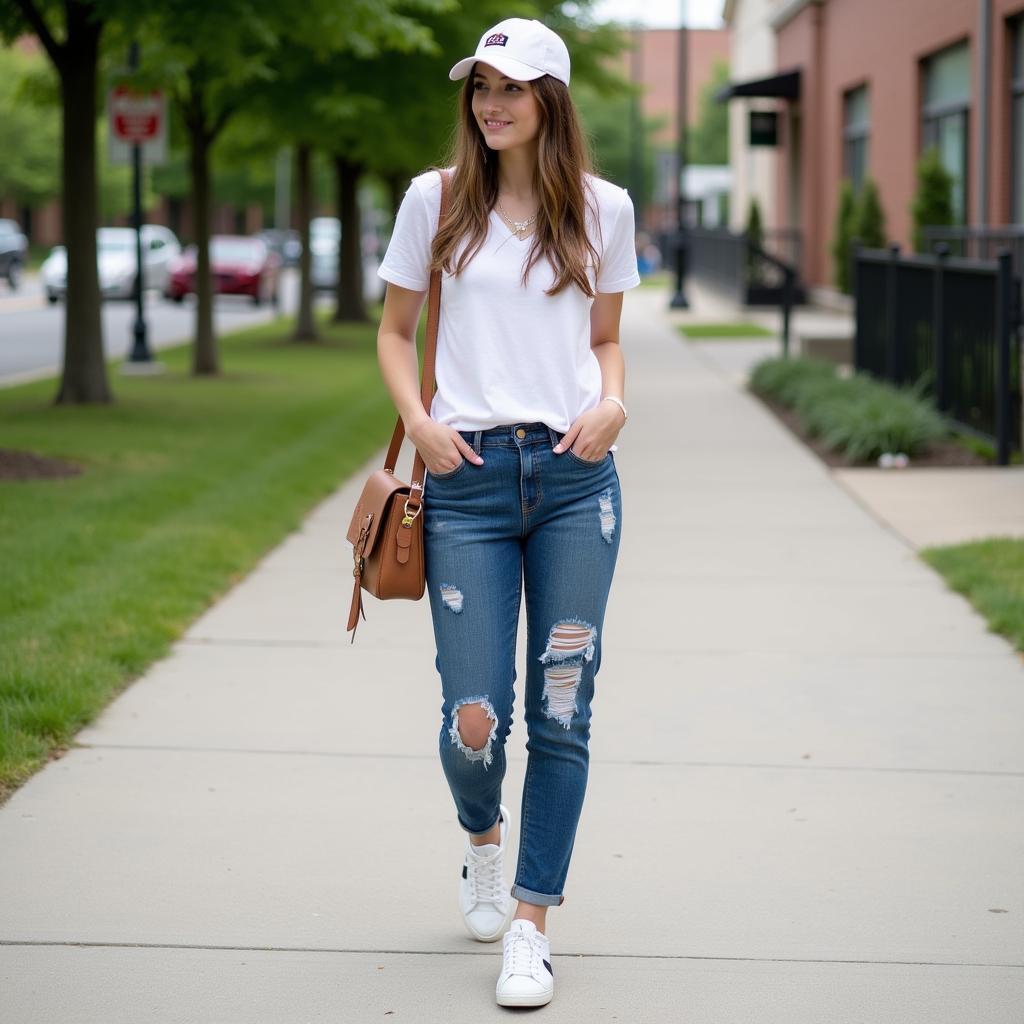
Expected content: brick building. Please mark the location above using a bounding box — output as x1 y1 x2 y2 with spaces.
721 0 1024 290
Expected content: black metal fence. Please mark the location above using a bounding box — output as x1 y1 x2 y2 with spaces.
853 243 1022 464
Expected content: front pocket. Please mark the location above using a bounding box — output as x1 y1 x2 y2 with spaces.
428 456 467 480
565 447 608 467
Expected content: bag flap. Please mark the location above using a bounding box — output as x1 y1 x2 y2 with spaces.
347 469 408 549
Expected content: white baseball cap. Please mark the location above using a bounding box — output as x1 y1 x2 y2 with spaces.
448 18 571 87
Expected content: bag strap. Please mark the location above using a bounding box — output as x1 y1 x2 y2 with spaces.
383 167 453 501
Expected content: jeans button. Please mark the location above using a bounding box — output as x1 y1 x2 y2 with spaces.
516 428 526 438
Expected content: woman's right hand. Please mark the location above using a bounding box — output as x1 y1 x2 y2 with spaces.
408 418 484 476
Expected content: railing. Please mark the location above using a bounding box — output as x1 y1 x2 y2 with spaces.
684 226 807 309
853 242 1022 464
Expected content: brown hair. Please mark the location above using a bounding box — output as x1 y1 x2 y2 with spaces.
428 69 603 298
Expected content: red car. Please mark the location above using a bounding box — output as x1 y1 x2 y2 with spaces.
166 235 281 305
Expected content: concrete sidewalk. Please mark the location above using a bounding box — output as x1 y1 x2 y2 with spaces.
1 286 1022 1022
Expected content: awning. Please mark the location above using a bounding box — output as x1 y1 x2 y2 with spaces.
714 68 801 103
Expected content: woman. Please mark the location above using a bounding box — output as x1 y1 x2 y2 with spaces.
375 16 640 1008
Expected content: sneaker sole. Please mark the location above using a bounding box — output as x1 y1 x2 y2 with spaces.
496 987 554 1007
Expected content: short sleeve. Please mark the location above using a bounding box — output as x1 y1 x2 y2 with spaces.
377 177 433 291
596 189 642 293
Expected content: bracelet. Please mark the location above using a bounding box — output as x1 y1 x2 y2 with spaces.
601 395 628 423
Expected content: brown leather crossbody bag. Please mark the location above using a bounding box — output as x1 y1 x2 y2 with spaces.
345 168 452 643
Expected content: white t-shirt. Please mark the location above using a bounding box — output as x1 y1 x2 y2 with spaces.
377 167 641 441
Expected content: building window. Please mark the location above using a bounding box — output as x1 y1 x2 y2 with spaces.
843 85 870 191
921 41 970 223
1012 18 1024 222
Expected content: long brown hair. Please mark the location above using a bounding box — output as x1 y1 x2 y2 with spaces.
428 69 603 298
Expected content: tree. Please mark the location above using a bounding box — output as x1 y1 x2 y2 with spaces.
0 0 140 403
0 45 60 212
745 195 764 284
688 58 729 165
910 145 954 254
854 176 886 250
831 178 857 293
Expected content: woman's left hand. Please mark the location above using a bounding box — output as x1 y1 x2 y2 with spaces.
553 401 625 461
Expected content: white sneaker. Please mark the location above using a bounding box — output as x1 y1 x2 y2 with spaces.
459 803 513 942
496 918 554 1007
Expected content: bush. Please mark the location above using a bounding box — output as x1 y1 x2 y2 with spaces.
749 355 837 407
911 146 955 253
831 179 858 293
854 177 886 249
746 197 764 284
749 357 949 463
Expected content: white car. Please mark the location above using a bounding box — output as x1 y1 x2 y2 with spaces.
308 215 384 303
41 225 181 303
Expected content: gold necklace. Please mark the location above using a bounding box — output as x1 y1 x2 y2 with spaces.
496 198 538 239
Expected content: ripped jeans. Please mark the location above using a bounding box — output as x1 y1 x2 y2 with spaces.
422 421 622 907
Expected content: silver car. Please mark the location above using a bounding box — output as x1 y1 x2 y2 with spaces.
41 225 181 303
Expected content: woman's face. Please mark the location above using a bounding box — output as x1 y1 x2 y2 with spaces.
470 62 540 151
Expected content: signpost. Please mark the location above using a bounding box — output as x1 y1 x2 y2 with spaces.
108 46 167 374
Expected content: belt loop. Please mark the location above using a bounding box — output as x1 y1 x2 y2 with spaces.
546 425 560 447
473 430 482 455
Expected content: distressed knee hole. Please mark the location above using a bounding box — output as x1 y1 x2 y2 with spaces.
597 487 615 543
449 697 497 769
538 619 596 729
440 583 464 613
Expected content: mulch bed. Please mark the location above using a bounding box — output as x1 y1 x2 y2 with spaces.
748 391 992 469
0 448 83 480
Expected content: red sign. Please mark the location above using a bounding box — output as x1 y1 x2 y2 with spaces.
110 85 163 144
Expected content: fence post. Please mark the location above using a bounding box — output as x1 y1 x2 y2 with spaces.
781 266 793 359
885 243 901 384
995 248 1013 466
933 243 949 413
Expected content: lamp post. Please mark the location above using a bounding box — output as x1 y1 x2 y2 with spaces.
670 0 690 308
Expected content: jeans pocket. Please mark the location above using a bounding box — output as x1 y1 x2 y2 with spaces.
428 456 467 480
565 447 609 467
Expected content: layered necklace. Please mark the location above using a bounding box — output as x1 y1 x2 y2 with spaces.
495 197 538 240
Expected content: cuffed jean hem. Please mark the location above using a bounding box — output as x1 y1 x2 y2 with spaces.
510 883 566 907
458 811 502 837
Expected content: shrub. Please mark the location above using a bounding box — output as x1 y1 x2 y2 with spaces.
911 146 955 254
854 177 886 249
831 179 857 293
749 357 949 463
748 356 837 407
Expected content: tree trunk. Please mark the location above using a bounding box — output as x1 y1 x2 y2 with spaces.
188 114 218 374
332 155 367 323
293 143 317 341
55 6 108 404
386 173 404 223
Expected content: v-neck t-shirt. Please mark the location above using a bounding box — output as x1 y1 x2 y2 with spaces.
376 167 641 441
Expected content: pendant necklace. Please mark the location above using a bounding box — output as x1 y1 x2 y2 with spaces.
496 198 537 240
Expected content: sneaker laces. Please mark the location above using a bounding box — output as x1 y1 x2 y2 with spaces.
467 847 504 906
503 927 543 977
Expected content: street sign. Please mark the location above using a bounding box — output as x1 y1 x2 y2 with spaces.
107 80 168 165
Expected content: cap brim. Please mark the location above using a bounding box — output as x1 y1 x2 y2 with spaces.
448 54 547 83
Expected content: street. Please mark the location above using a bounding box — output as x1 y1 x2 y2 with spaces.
0 268 346 386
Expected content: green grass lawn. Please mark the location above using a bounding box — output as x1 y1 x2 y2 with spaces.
0 310 399 802
919 538 1024 653
678 322 776 339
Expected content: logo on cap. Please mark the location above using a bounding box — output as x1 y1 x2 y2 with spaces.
484 33 509 47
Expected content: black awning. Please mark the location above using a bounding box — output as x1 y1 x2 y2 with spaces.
714 68 801 103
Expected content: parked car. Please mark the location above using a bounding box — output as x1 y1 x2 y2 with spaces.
309 216 340 292
40 225 181 303
165 235 281 305
0 218 29 290
308 214 386 303
256 228 301 267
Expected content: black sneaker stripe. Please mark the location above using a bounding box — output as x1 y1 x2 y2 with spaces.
462 864 467 879
543 959 553 975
